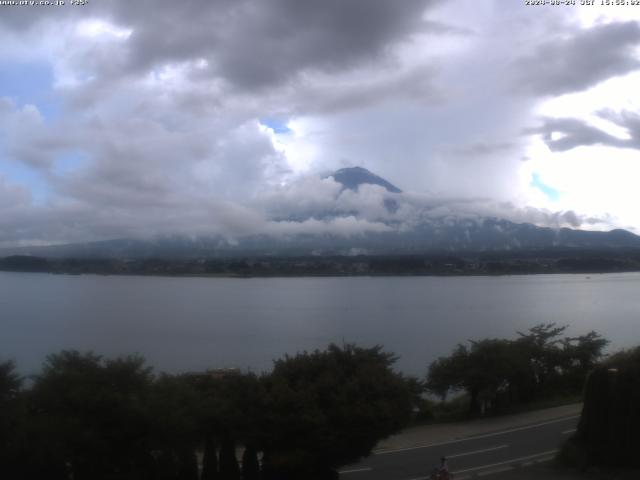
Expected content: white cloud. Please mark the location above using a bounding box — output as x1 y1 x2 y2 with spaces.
0 1 639 246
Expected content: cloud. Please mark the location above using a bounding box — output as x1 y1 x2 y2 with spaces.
0 0 433 95
0 174 31 208
0 98 72 169
526 111 640 152
513 21 640 96
258 176 343 220
257 174 602 233
0 162 611 247
100 0 434 90
284 64 443 115
1 2 639 247
266 216 393 237
440 141 515 158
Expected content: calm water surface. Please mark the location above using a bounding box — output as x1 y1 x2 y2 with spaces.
1 272 639 376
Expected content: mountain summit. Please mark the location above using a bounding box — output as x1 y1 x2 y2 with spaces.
329 167 402 193
3 165 640 259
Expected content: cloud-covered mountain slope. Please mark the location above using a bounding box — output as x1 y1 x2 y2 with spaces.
2 167 640 259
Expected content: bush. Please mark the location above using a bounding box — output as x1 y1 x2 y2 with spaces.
261 344 416 477
565 347 640 468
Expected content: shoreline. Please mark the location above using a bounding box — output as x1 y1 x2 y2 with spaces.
1 267 639 279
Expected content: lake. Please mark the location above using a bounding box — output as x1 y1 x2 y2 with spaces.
1 271 639 376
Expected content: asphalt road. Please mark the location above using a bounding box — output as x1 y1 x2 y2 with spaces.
339 414 579 480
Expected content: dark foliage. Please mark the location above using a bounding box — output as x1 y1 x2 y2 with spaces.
0 360 25 478
241 445 260 480
561 347 640 468
1 343 415 479
25 351 154 480
260 343 415 477
200 436 219 480
218 436 240 480
426 324 608 415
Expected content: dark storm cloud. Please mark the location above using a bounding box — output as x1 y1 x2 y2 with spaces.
286 64 443 115
513 21 640 96
2 0 436 93
526 111 640 152
444 141 515 158
93 0 435 90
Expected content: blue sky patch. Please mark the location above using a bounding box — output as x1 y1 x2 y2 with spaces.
0 160 50 204
0 61 59 120
531 173 560 201
260 117 292 134
54 151 89 176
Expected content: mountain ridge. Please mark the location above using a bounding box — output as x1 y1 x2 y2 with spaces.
1 167 639 259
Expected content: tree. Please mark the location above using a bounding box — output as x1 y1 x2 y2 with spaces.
261 344 415 478
200 435 219 480
27 351 154 480
425 346 467 401
562 346 640 468
0 360 25 478
559 331 608 391
186 369 267 479
241 444 260 480
218 435 240 480
0 360 21 402
515 323 567 397
146 373 202 479
426 325 607 415
427 340 517 414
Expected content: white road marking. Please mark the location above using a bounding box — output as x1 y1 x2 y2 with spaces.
447 444 509 459
451 416 580 443
477 465 513 476
562 428 577 435
451 449 558 475
374 415 579 455
339 467 373 474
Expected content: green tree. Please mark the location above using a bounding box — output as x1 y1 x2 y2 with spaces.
146 373 202 479
425 345 467 401
200 435 219 480
515 323 567 397
427 339 517 414
0 360 21 401
561 346 640 468
241 444 260 480
218 436 240 480
559 331 608 391
0 360 25 478
261 344 415 478
426 325 606 415
186 370 267 479
27 351 154 480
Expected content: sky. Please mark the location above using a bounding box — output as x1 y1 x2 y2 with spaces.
1 0 640 246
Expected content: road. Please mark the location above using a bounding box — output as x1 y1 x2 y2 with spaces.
339 414 579 480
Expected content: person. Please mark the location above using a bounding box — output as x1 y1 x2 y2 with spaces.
432 456 450 480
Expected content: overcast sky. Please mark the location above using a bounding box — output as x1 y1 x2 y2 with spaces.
1 0 640 246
